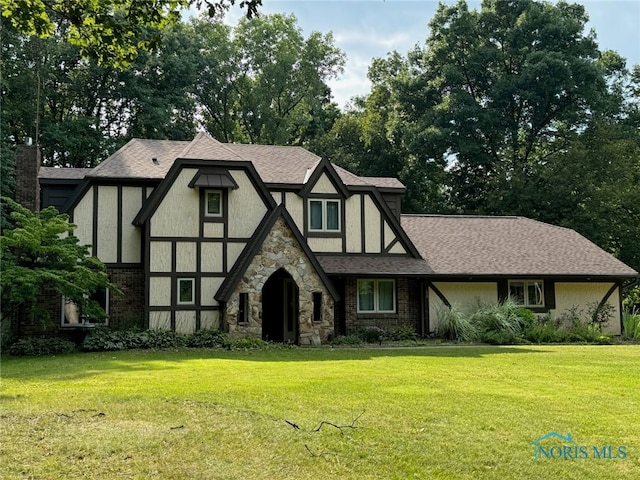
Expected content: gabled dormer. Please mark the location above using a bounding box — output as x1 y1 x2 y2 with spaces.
298 157 350 240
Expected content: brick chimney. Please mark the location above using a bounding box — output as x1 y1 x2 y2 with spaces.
15 141 41 212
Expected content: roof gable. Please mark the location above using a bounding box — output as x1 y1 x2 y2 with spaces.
298 157 350 198
216 204 340 302
133 158 276 226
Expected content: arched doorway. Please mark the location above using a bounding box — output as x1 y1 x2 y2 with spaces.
262 268 299 343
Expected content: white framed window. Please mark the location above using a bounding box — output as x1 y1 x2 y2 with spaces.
177 278 195 305
509 280 544 307
205 190 222 217
357 279 396 313
308 199 340 232
61 288 109 326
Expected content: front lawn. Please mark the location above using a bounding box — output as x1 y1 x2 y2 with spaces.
1 345 638 479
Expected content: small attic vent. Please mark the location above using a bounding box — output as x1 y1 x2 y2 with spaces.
152 157 159 165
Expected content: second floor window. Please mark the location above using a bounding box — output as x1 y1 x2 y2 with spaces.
309 199 340 232
205 190 222 217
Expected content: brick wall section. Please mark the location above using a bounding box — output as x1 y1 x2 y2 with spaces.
15 267 146 339
344 277 423 334
107 267 146 329
15 145 41 211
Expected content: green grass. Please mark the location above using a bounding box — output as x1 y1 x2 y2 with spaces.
1 345 639 479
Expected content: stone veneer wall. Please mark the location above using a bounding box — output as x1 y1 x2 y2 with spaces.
225 216 334 345
344 277 422 334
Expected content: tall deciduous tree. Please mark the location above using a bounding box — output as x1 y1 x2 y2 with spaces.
192 14 345 145
407 0 613 214
1 0 262 67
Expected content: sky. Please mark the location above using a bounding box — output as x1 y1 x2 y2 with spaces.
223 0 640 109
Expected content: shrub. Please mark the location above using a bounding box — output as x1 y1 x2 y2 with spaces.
357 326 386 343
187 329 230 348
471 299 533 340
81 327 134 351
587 302 614 329
82 327 187 351
435 306 477 342
524 316 564 344
139 329 187 349
331 334 362 346
9 337 77 356
622 309 640 340
387 325 419 341
228 337 269 350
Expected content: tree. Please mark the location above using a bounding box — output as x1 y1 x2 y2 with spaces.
1 0 262 67
1 198 117 337
191 14 345 145
394 0 617 214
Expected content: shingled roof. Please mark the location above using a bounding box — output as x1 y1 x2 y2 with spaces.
39 167 93 180
82 133 404 190
401 214 638 277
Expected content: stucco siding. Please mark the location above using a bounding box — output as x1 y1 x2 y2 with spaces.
150 169 199 237
149 277 171 307
203 222 224 238
552 282 621 334
307 237 342 252
149 311 171 330
310 173 338 194
175 311 196 334
200 310 220 330
175 242 197 272
150 241 172 272
97 186 118 262
345 194 362 253
201 278 222 306
227 242 246 270
429 282 498 331
201 242 224 273
121 186 142 263
363 195 381 253
228 170 267 238
389 242 407 254
285 192 303 231
73 187 93 248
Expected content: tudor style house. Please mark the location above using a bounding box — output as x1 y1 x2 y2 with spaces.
16 133 638 342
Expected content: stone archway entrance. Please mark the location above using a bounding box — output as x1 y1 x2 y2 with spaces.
262 268 299 343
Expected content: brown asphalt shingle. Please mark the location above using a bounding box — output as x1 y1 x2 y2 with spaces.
401 214 638 277
318 255 432 275
39 167 93 180
80 134 404 189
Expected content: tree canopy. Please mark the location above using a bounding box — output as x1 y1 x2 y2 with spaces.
1 14 344 167
1 0 262 67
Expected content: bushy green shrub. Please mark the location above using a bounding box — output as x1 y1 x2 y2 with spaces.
9 337 77 356
82 327 187 351
187 329 230 348
471 299 533 339
622 309 640 340
524 316 564 343
387 325 419 341
357 326 386 343
435 306 477 342
228 337 269 349
139 329 187 349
